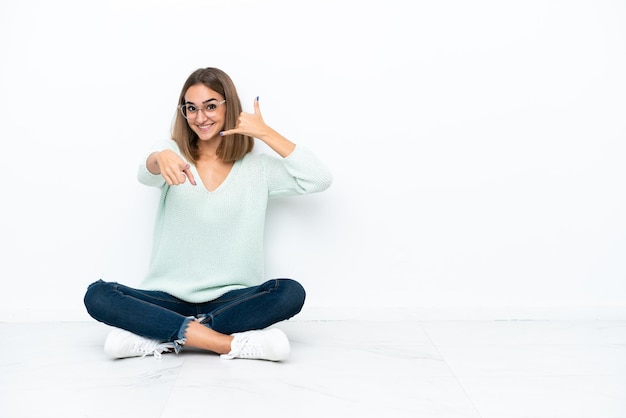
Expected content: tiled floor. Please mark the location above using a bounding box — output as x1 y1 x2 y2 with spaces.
1 320 625 417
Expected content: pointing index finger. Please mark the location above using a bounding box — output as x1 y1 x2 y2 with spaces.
183 164 197 186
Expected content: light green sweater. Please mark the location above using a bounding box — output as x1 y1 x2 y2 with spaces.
137 140 332 303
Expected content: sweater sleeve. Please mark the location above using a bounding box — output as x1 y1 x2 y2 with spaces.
264 144 333 197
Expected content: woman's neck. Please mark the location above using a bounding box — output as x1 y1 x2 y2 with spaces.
196 137 222 161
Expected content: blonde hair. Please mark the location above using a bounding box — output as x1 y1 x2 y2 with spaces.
171 67 254 163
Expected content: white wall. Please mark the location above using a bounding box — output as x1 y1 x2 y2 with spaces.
1 0 625 321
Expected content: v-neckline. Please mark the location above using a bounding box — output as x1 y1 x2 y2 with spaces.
194 159 239 193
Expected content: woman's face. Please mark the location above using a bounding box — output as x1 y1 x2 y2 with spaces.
182 84 226 141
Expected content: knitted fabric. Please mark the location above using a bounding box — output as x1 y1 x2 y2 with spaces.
136 140 332 303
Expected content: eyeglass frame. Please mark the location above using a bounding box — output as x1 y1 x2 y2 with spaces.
178 99 226 119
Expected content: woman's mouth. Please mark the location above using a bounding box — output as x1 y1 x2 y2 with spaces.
196 123 214 133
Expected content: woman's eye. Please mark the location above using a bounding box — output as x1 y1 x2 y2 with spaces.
186 105 197 112
206 104 217 111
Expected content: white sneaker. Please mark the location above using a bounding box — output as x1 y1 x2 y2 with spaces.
104 328 175 359
221 328 290 361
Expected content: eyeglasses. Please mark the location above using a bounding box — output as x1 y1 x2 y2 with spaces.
178 100 226 119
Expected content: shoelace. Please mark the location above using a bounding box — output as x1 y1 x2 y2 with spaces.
134 340 174 359
221 336 262 360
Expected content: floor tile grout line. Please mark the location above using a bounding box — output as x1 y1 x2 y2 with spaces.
418 320 485 418
157 355 186 418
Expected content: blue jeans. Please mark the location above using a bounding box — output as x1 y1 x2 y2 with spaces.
83 279 306 349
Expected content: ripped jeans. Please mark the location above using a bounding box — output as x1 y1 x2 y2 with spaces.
83 278 306 351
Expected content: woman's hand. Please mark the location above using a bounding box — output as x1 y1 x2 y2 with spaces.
219 97 269 139
220 97 296 158
149 149 197 186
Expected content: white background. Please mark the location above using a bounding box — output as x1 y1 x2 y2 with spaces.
1 0 625 321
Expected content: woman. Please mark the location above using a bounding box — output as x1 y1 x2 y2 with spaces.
84 67 332 361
